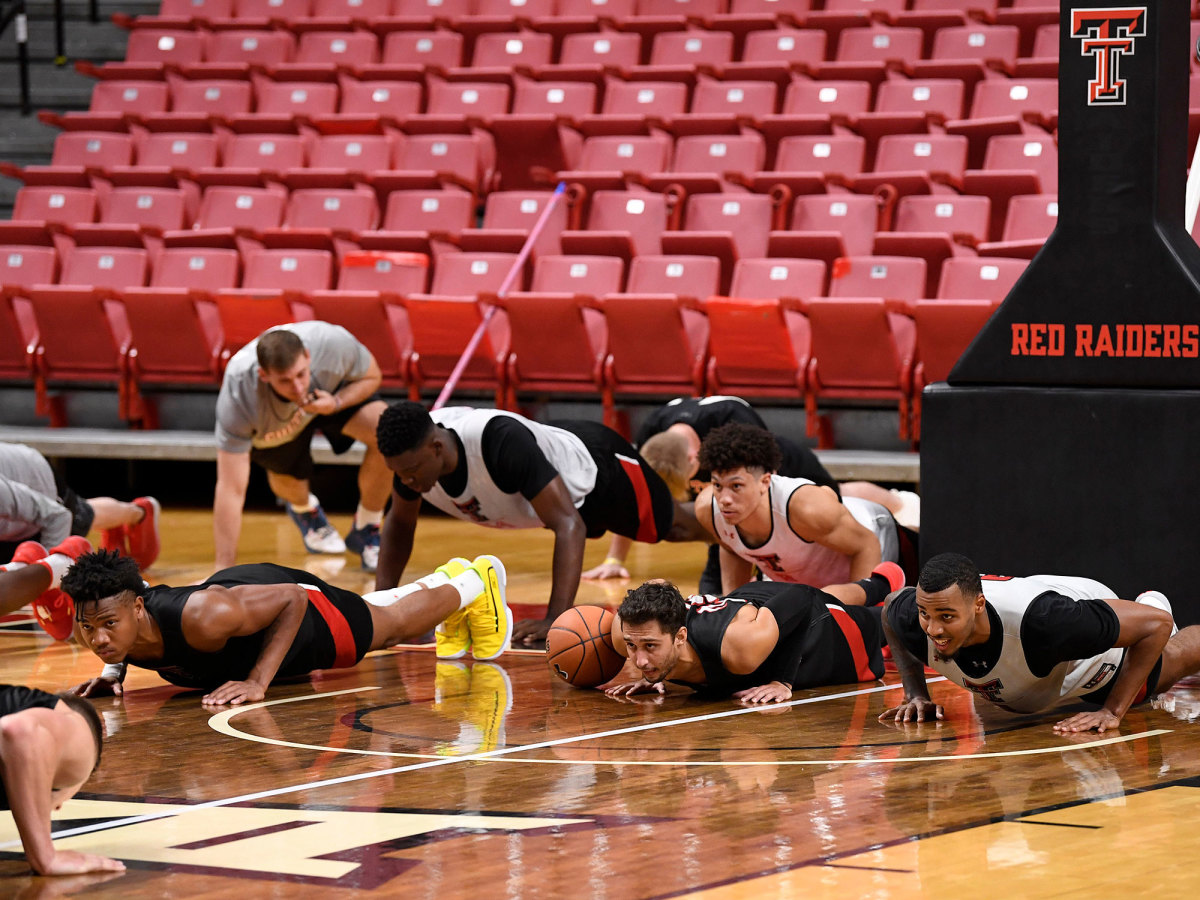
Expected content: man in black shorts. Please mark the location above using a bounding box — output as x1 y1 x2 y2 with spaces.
881 552 1200 733
0 683 123 875
65 549 512 706
214 322 391 573
374 401 709 646
604 572 897 703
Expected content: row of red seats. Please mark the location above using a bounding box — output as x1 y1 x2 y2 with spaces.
0 271 998 441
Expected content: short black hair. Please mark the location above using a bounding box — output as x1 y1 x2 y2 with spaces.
618 581 688 635
697 423 782 476
256 328 306 372
55 692 104 772
377 400 436 457
61 549 143 614
918 552 983 598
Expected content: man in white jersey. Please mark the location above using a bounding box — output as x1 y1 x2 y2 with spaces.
694 424 916 595
881 552 1200 733
214 323 391 573
374 401 707 647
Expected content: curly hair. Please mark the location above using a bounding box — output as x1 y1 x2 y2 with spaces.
697 423 782 475
639 431 692 501
618 581 687 634
61 549 143 613
376 400 436 457
255 328 306 372
918 552 982 598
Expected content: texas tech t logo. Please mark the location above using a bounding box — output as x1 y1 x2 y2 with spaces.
1071 7 1147 106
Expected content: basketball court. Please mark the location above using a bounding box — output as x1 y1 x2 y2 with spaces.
2 509 1199 898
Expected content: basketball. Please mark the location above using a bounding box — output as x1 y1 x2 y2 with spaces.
545 605 625 688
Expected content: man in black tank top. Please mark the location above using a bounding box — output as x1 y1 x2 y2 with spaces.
604 574 893 703
0 685 122 876
63 549 513 706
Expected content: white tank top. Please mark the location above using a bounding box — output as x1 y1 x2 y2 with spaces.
712 474 898 587
420 408 598 529
931 574 1125 713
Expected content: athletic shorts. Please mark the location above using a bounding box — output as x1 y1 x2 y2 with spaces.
250 394 381 481
52 470 93 536
1079 651 1165 708
550 420 676 543
795 600 886 688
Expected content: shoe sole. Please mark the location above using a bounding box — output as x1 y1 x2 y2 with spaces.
11 541 48 565
471 555 512 661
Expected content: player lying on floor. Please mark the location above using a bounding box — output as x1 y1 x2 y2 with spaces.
880 552 1200 733
604 563 903 704
0 684 124 876
65 550 511 706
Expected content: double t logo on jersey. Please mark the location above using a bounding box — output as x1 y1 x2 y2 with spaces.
1070 7 1146 106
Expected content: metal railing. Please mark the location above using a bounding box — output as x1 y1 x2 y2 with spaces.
0 0 30 114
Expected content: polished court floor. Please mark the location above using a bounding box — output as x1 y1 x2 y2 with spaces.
3 509 1200 898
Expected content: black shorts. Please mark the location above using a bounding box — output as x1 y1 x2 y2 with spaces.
550 420 677 543
793 598 886 688
52 469 93 536
249 395 381 481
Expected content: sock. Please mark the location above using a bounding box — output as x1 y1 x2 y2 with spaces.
290 493 320 514
854 572 894 607
448 569 485 609
354 505 383 530
37 553 72 590
0 561 27 573
363 582 424 607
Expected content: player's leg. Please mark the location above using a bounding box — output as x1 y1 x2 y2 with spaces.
338 400 389 571
0 559 53 615
86 497 143 532
821 562 906 607
256 433 346 555
1155 626 1200 693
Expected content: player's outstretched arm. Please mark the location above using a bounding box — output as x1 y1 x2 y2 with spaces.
878 597 943 723
513 477 587 645
788 486 881 581
213 450 251 571
1053 598 1173 734
0 710 124 876
376 491 421 590
582 534 632 580
184 584 309 706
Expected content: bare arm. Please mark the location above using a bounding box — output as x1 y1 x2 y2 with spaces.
788 486 881 582
879 595 943 723
1053 598 1173 733
376 490 421 590
183 583 310 706
300 354 383 416
582 534 633 580
213 449 251 570
693 488 753 595
512 476 588 645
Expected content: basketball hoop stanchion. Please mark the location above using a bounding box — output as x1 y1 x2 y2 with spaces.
431 181 568 412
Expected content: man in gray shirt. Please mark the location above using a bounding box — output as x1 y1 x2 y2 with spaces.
214 322 390 572
0 442 159 569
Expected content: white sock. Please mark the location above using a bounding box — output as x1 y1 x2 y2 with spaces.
363 582 424 607
0 561 27 573
448 569 485 609
354 505 383 530
38 554 72 589
290 493 320 514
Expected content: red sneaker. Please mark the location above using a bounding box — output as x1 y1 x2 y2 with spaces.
9 541 47 566
100 527 130 556
47 535 93 561
31 589 75 641
872 561 906 595
126 497 161 569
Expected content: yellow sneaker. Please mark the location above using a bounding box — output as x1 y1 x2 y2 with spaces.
434 557 472 660
466 661 512 752
465 555 512 661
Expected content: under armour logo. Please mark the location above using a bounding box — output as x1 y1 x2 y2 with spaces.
1071 6 1146 106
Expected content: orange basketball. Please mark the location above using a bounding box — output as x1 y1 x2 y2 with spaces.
545 605 625 688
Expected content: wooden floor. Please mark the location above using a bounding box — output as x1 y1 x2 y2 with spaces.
4 509 1200 898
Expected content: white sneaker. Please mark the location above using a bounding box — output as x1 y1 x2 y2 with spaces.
1136 590 1178 636
287 505 347 554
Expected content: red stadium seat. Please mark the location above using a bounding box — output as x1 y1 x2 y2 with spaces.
151 247 241 290
336 249 429 293
220 133 308 178
977 192 1057 256
380 30 465 69
461 189 569 258
930 24 1021 68
554 31 642 77
644 28 735 70
280 186 381 232
49 132 135 169
946 77 1057 168
660 192 777 292
768 192 883 267
252 79 339 119
853 132 969 197
135 132 221 171
935 256 1027 301
530 254 626 294
241 247 335 291
89 80 170 117
0 247 55 385
188 184 289 235
852 78 965 153
511 79 598 116
11 186 98 227
379 187 477 238
205 30 296 67
403 292 511 405
307 133 395 176
834 25 923 65
703 295 808 400
828 255 926 301
96 186 190 235
585 78 688 133
803 296 915 444
962 133 1057 240
909 298 1000 438
234 0 312 17
560 189 671 259
872 193 991 295
293 30 380 67
166 77 254 120
624 254 721 299
470 31 555 71
498 291 608 408
307 288 412 388
730 257 826 298
650 132 766 192
124 30 207 65
335 77 423 121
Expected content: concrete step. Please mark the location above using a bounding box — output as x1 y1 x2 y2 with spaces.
0 20 131 63
0 62 96 110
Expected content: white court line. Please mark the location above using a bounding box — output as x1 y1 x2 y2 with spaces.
9 676 1164 847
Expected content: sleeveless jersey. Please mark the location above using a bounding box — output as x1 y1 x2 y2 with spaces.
712 474 898 587
131 563 373 690
0 685 60 809
421 407 599 528
930 575 1124 713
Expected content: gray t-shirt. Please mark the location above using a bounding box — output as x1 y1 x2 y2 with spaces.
0 442 71 545
214 322 372 454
